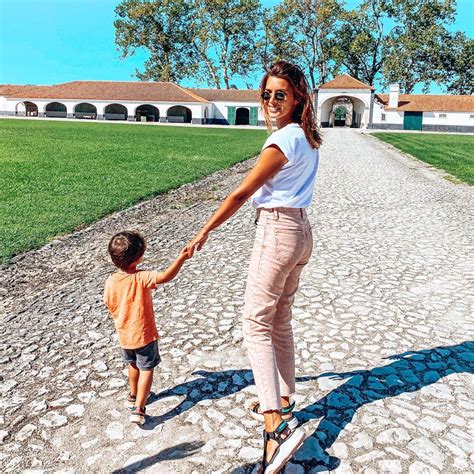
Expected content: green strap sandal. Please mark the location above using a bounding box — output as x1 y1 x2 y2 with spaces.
261 420 306 473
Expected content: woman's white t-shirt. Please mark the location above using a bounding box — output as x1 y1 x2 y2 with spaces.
251 123 320 209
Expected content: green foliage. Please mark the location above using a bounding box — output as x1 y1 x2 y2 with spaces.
115 0 262 88
115 0 197 82
440 33 474 95
333 0 388 86
373 132 474 185
262 0 344 88
114 0 473 94
0 119 266 264
381 0 458 93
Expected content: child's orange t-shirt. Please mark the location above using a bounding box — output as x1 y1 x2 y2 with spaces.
103 270 160 350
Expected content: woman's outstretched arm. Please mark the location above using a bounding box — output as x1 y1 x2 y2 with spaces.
187 145 287 255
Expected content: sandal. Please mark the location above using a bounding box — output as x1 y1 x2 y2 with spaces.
261 420 306 473
124 393 136 409
129 406 146 425
250 400 299 429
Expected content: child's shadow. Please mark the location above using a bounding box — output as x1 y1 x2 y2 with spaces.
232 341 473 473
140 369 319 430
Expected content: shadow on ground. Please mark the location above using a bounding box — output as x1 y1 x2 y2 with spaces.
230 341 474 473
141 370 320 430
111 441 205 473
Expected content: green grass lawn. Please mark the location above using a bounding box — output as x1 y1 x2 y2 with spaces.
373 132 474 186
0 119 267 264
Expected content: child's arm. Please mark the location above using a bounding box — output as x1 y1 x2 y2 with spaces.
154 247 190 285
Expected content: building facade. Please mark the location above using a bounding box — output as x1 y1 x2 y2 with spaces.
1 75 473 132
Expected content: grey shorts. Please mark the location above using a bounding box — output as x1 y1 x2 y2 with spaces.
120 340 161 371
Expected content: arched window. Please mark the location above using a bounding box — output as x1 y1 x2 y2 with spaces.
167 106 192 123
16 101 38 117
104 103 128 121
45 102 67 118
75 103 97 119
136 104 159 122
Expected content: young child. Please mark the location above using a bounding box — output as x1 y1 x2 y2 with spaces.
103 230 190 425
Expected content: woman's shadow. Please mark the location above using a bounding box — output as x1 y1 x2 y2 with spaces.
141 369 320 430
232 341 473 473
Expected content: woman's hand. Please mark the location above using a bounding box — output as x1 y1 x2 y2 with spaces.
186 228 209 257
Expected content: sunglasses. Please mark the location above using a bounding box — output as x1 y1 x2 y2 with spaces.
261 90 287 102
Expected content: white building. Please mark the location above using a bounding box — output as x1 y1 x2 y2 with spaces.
1 74 473 132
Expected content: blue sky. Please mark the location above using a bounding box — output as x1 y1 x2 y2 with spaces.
0 0 472 93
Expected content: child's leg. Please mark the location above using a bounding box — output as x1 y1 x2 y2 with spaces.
129 363 139 396
135 368 154 408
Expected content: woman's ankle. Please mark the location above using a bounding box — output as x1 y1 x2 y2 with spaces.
264 410 283 432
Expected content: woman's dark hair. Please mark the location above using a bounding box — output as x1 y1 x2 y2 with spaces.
108 230 146 270
260 60 322 148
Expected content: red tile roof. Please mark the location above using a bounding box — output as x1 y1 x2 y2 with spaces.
320 74 373 90
376 93 474 112
188 88 260 102
0 81 209 103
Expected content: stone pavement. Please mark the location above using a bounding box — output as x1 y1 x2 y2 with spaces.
1 129 473 473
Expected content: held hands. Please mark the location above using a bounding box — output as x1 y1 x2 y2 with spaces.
186 228 209 258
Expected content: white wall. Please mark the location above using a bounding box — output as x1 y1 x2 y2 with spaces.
372 105 404 125
2 98 207 120
423 111 474 126
317 90 371 128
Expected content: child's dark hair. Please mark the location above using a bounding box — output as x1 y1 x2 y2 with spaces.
108 231 146 270
260 60 322 149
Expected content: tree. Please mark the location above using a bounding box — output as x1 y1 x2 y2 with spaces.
114 0 262 88
114 0 196 82
188 0 263 89
440 33 474 95
264 0 345 89
381 0 458 93
333 0 390 86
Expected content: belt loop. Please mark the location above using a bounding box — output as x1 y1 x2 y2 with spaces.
300 208 303 218
273 208 279 220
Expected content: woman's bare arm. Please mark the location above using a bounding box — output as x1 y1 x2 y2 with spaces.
187 145 287 254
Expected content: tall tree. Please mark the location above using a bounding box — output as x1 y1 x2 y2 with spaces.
114 0 262 88
189 0 262 89
333 0 390 86
114 0 196 82
381 0 458 93
438 32 473 95
264 0 345 89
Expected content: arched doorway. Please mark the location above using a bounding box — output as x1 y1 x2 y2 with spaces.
235 107 250 125
320 95 366 128
167 106 192 123
136 104 159 122
104 103 128 121
45 102 67 118
75 103 97 119
16 101 38 117
332 98 353 127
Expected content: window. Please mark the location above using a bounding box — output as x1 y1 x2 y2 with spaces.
470 114 474 119
381 113 386 121
439 113 447 119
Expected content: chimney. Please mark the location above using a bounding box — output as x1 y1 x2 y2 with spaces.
389 83 400 108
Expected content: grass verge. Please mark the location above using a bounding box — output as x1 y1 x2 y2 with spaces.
372 132 474 185
372 132 473 185
0 119 267 264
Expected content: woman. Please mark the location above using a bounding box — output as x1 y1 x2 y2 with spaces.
187 60 322 473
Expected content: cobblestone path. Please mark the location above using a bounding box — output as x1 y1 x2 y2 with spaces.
1 129 473 473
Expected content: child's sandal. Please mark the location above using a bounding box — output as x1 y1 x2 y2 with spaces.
261 420 306 474
124 393 136 409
